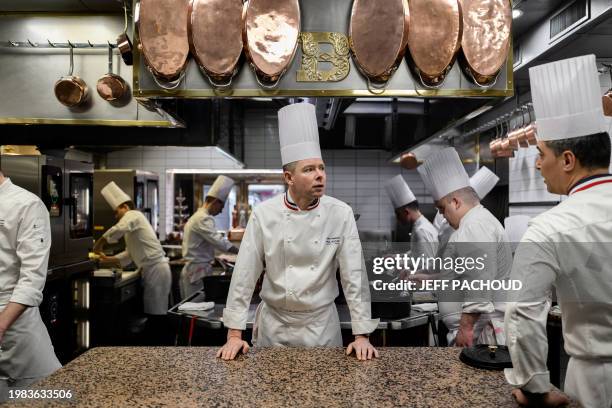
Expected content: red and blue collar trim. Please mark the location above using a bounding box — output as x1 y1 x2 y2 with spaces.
569 174 612 195
284 192 320 211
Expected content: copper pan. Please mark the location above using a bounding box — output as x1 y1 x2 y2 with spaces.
243 0 300 88
400 152 418 169
524 122 538 145
603 65 612 116
406 0 462 88
97 45 129 101
507 128 522 150
54 46 89 107
349 0 410 90
189 0 244 89
459 0 512 87
116 2 133 66
138 0 190 89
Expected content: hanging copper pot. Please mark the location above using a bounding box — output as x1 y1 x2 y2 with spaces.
406 0 461 88
243 0 300 88
116 1 133 66
602 64 612 116
459 0 512 87
138 0 190 89
97 45 129 101
54 45 89 107
524 122 538 145
507 128 522 150
189 0 244 88
400 152 419 169
349 0 410 90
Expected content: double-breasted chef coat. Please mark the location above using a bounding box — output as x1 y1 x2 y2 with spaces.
223 192 379 346
505 174 612 408
181 207 234 299
103 210 171 315
439 205 513 346
0 179 61 396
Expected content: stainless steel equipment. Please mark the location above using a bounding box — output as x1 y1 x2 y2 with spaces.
93 169 159 252
0 154 94 268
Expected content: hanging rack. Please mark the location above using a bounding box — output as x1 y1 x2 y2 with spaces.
5 39 116 49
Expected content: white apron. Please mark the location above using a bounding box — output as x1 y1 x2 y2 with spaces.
141 261 172 315
0 302 61 381
179 262 211 300
564 357 612 408
253 301 342 347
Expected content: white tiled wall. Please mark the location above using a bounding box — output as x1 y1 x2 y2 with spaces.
240 108 429 233
105 146 243 240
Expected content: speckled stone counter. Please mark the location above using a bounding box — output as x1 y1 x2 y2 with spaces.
5 347 579 407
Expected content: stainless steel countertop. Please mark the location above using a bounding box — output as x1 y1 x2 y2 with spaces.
168 291 437 331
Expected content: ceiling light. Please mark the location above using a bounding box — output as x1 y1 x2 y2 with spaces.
512 9 523 19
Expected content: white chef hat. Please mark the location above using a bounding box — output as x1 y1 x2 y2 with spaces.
278 103 322 166
530 54 608 141
384 174 417 209
470 166 499 199
101 181 132 210
417 147 470 201
504 215 531 252
207 175 235 203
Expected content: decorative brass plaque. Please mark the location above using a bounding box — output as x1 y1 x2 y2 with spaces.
297 32 350 82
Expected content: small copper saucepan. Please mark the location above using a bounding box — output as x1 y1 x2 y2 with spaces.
400 152 419 170
116 1 133 66
97 45 128 101
54 45 89 107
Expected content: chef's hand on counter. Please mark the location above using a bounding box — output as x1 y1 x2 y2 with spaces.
455 313 479 347
217 329 250 360
512 389 570 407
346 335 379 360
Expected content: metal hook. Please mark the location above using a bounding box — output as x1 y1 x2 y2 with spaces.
8 40 18 47
27 39 38 47
88 40 95 48
47 39 57 47
67 40 75 48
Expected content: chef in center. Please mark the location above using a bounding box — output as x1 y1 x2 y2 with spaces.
218 102 379 361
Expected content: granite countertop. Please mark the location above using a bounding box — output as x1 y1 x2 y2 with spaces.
4 347 580 407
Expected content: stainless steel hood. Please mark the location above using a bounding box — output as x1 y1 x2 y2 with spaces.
0 0 124 12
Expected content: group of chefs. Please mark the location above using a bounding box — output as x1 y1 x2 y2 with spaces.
0 53 610 407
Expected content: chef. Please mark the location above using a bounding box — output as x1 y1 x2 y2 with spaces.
217 103 379 361
93 181 171 342
434 166 500 257
418 148 512 347
504 55 612 408
0 169 61 401
181 175 239 299
385 174 438 259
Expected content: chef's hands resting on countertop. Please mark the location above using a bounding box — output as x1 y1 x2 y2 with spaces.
217 329 250 360
346 335 379 360
512 389 570 407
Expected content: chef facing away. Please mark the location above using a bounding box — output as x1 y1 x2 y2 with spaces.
218 102 379 360
181 175 239 299
0 168 61 402
504 54 612 408
93 181 172 343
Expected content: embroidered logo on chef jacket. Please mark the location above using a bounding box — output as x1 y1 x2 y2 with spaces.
325 237 340 245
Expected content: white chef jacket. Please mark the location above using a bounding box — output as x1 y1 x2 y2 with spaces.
410 215 438 259
0 179 61 380
103 210 166 269
439 205 513 343
182 207 233 267
505 174 612 406
223 192 379 336
103 210 171 315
